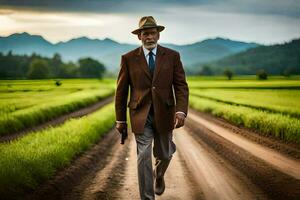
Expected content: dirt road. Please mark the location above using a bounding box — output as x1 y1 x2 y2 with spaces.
115 125 271 200
29 109 300 200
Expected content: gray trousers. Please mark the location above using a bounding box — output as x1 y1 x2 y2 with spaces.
134 111 176 200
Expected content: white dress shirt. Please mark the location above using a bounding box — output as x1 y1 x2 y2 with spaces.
142 45 157 65
116 45 186 124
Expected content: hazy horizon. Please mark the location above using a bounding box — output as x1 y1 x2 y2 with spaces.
2 31 278 46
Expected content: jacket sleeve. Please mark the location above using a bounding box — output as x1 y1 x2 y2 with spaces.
115 55 130 122
173 52 189 116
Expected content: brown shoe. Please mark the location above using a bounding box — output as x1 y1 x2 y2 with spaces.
154 176 165 195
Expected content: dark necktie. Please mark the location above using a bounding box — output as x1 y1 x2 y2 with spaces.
148 51 155 75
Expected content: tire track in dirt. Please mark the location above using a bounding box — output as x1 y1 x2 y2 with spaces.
174 127 268 200
188 110 300 179
26 128 129 200
185 110 300 200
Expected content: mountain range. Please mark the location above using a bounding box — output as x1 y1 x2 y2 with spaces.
0 32 259 74
205 38 300 75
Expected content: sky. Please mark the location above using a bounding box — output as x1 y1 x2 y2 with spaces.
0 0 300 45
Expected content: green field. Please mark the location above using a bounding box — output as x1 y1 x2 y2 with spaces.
190 89 300 118
1 77 300 144
0 76 299 197
0 103 115 197
187 75 300 89
0 79 120 198
188 76 300 143
0 79 115 136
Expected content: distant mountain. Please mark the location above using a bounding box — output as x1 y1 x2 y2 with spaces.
0 32 53 56
164 37 258 74
202 38 300 75
0 32 259 74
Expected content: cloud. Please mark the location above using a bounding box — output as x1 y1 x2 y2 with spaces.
0 0 299 18
0 0 299 45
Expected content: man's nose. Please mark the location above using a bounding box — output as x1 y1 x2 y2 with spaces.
146 34 154 40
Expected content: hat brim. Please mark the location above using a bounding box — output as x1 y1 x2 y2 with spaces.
131 25 165 35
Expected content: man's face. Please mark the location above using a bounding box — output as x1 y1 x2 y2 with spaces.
138 28 160 50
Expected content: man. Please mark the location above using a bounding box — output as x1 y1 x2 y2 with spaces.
115 16 189 200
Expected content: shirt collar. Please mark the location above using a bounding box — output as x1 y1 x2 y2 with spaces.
142 44 157 57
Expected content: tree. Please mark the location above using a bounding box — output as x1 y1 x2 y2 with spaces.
199 65 213 76
27 59 50 79
256 69 268 80
49 53 63 77
0 52 81 79
61 62 79 78
223 69 233 80
78 57 106 78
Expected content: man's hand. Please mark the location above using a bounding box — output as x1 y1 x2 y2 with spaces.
116 122 127 134
174 113 186 129
116 122 128 144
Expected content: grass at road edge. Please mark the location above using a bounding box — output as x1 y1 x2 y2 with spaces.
189 96 300 144
0 89 114 136
0 102 115 198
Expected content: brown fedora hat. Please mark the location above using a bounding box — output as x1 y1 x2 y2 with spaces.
132 16 165 35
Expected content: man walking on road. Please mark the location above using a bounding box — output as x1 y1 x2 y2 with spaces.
115 16 189 200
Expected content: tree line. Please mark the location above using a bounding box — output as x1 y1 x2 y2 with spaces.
0 51 106 79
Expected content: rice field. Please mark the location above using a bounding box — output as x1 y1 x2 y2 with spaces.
0 79 120 198
0 102 115 197
0 76 299 198
0 79 115 136
190 89 300 118
187 75 300 89
188 76 300 144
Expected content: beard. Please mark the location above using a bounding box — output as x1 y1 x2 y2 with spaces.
143 41 157 50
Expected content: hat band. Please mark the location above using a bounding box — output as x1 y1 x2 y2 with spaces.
140 24 159 28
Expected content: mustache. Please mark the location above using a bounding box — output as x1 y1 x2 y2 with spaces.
145 41 156 44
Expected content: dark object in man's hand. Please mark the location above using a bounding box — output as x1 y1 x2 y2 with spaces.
120 128 128 145
116 122 128 144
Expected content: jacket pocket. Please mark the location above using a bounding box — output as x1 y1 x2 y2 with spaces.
128 101 138 109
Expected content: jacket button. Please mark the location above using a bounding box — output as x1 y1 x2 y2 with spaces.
152 86 156 90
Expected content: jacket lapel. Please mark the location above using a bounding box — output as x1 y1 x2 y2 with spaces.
135 46 152 81
134 45 166 83
153 44 166 83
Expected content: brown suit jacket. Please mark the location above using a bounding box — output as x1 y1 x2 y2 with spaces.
115 44 189 134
